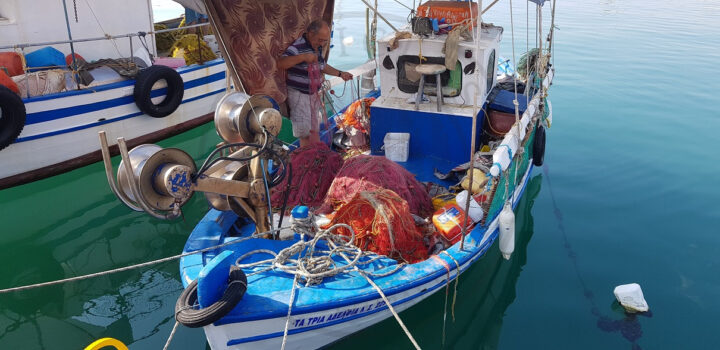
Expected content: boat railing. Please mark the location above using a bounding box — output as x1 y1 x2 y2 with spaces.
0 22 210 50
2 22 212 97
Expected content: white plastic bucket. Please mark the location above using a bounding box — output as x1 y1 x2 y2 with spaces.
383 132 410 162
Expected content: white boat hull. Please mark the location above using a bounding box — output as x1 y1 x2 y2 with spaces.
0 59 227 188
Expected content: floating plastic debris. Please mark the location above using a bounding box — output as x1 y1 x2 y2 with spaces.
613 283 649 313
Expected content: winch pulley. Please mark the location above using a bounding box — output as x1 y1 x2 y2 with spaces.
99 92 286 233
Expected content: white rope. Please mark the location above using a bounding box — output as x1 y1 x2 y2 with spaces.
260 219 420 349
508 0 527 192
360 271 422 349
280 274 299 350
0 229 278 294
82 0 123 58
162 320 180 350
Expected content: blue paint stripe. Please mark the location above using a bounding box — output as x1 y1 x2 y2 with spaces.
15 88 225 143
25 71 226 125
21 59 225 103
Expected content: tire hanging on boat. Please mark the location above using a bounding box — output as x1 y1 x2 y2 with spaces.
133 65 184 118
175 266 248 328
0 85 26 151
532 124 546 166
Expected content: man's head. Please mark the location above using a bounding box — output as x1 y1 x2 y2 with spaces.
306 19 331 50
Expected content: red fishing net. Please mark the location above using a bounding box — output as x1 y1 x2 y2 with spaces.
329 189 428 263
320 155 434 217
270 142 344 209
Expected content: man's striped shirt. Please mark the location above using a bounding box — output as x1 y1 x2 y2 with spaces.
283 34 326 94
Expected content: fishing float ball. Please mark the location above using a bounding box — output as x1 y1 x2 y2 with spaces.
342 36 354 46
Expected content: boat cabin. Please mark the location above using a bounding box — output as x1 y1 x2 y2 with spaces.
370 24 504 165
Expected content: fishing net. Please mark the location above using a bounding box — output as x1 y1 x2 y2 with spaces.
154 24 177 53
329 189 428 263
336 97 374 134
320 155 434 217
270 142 343 210
171 34 217 65
517 48 540 80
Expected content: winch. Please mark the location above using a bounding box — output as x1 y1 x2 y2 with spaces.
99 92 286 234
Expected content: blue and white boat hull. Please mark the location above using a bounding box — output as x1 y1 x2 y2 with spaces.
0 59 227 188
183 163 533 350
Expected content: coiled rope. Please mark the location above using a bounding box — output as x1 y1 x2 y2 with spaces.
255 215 422 349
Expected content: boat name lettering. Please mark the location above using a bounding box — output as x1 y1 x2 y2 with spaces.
293 300 386 328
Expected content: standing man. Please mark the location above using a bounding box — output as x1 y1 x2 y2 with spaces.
277 20 353 147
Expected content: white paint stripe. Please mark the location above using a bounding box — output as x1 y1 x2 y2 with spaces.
21 80 226 137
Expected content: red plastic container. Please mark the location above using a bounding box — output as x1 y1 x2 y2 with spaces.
0 52 24 77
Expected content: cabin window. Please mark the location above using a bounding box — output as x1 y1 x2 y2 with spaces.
486 49 496 93
396 55 462 97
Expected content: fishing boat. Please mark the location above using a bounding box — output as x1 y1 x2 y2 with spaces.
0 0 227 189
98 0 557 348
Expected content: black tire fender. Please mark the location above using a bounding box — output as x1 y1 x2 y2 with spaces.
0 85 26 151
175 266 248 328
133 65 184 118
533 124 546 167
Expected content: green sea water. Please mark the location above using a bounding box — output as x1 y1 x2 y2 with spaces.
2 0 720 349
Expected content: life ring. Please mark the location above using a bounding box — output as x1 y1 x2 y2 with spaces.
175 266 248 328
532 124 546 166
133 65 184 118
0 85 26 151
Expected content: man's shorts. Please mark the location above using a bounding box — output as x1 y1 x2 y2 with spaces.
287 88 320 138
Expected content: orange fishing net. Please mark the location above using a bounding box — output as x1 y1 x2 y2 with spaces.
329 189 428 263
337 97 375 133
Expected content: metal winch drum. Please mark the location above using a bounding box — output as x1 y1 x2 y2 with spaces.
204 160 249 213
214 92 283 143
117 144 197 212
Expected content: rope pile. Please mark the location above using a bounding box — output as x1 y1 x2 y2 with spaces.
320 155 434 217
236 219 403 286
270 142 344 210
328 189 428 263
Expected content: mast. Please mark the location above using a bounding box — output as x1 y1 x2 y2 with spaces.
61 0 80 89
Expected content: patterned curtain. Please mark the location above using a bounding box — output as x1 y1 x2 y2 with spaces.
206 0 335 104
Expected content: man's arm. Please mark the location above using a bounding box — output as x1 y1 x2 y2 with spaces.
277 53 317 70
323 64 353 81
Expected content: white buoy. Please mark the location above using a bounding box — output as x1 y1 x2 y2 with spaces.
342 36 354 46
614 283 649 313
498 202 515 260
